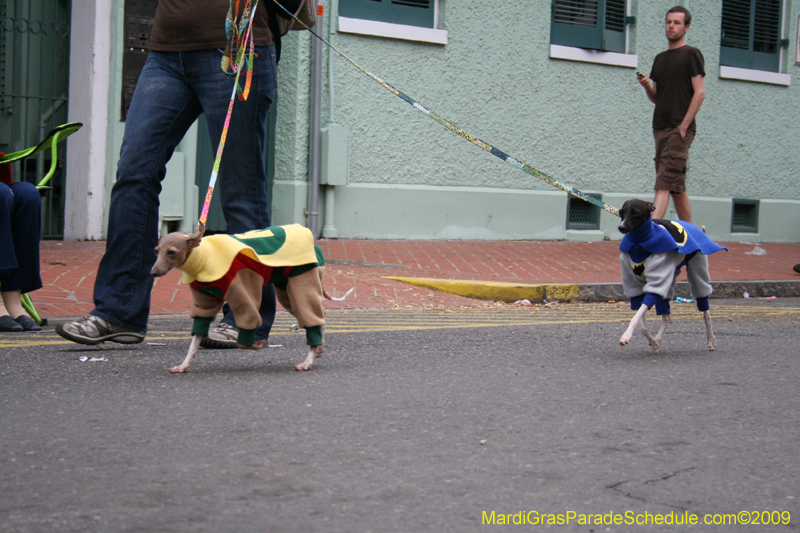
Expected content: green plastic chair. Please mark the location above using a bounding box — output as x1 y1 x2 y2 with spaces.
0 122 83 325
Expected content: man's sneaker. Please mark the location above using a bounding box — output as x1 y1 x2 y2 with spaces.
794 264 800 274
55 315 144 346
200 322 238 349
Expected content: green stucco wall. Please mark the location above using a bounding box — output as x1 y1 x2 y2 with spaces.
271 0 800 242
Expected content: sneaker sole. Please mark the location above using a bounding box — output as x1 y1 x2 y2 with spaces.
199 336 238 349
55 324 144 346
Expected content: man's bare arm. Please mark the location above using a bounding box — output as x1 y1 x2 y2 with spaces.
679 74 705 138
638 73 657 104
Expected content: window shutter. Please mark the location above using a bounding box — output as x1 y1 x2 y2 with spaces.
721 0 752 50
389 0 433 27
753 0 781 54
551 0 626 53
554 0 599 28
339 0 434 28
720 0 782 72
602 0 626 52
551 0 602 50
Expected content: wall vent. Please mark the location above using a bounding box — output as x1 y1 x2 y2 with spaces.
731 198 759 233
566 194 602 230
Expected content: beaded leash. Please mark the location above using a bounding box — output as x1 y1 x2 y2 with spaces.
273 0 619 217
197 0 260 234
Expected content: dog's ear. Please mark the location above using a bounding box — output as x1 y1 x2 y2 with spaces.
186 231 203 249
646 202 656 213
186 220 206 249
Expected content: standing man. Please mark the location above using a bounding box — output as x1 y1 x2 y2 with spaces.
637 6 705 222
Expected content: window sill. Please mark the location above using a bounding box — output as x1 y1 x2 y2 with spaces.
719 66 791 86
550 44 638 68
337 16 447 45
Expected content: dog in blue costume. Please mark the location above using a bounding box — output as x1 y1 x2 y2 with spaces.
617 199 727 353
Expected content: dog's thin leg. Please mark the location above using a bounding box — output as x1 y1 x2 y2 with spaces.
703 310 716 351
170 333 202 373
620 305 648 346
654 313 670 343
639 315 661 355
296 345 324 371
641 313 670 355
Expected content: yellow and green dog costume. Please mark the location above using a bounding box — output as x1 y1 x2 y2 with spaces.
178 224 327 347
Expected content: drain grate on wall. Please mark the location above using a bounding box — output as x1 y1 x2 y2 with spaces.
731 198 759 233
566 193 602 230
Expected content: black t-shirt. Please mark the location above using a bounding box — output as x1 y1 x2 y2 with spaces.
149 0 273 51
649 45 705 129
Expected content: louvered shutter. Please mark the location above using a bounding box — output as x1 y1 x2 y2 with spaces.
602 0 626 52
551 0 602 49
720 0 782 72
339 0 435 28
550 0 626 53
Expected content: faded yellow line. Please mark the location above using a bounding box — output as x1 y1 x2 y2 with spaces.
3 305 797 348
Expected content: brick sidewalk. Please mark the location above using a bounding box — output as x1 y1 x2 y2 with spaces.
33 239 800 319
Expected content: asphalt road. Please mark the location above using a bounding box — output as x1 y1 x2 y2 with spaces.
2 299 799 532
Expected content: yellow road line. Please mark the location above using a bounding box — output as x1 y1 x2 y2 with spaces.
2 305 797 348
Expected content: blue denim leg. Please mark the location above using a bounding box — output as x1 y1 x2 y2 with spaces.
0 182 42 294
92 48 277 339
0 183 18 272
183 48 278 340
92 52 205 332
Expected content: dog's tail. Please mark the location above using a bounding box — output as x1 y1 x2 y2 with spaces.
323 287 355 302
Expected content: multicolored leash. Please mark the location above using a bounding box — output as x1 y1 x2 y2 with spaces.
198 0 260 234
273 0 620 217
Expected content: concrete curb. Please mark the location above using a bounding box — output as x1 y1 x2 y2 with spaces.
578 280 800 302
385 276 800 303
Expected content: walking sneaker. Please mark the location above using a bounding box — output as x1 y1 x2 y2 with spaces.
794 264 800 274
200 322 239 349
55 315 144 346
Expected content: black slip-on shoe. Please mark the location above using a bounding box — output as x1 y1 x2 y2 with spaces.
0 315 24 332
14 315 42 331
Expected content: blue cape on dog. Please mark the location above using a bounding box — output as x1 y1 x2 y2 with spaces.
620 218 727 264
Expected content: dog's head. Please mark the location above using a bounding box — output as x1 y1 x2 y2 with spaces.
150 224 204 277
617 199 655 234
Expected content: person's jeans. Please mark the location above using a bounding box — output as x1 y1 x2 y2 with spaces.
0 181 42 294
92 47 277 339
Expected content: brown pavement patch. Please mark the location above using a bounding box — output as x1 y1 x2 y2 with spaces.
32 238 800 320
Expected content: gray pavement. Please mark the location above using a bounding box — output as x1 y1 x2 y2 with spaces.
1 299 799 532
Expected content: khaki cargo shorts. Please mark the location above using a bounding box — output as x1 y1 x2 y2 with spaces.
653 126 695 193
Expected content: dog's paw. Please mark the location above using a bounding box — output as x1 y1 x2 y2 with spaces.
169 366 189 373
237 340 268 350
295 346 324 371
619 334 632 346
648 339 661 355
707 336 716 351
